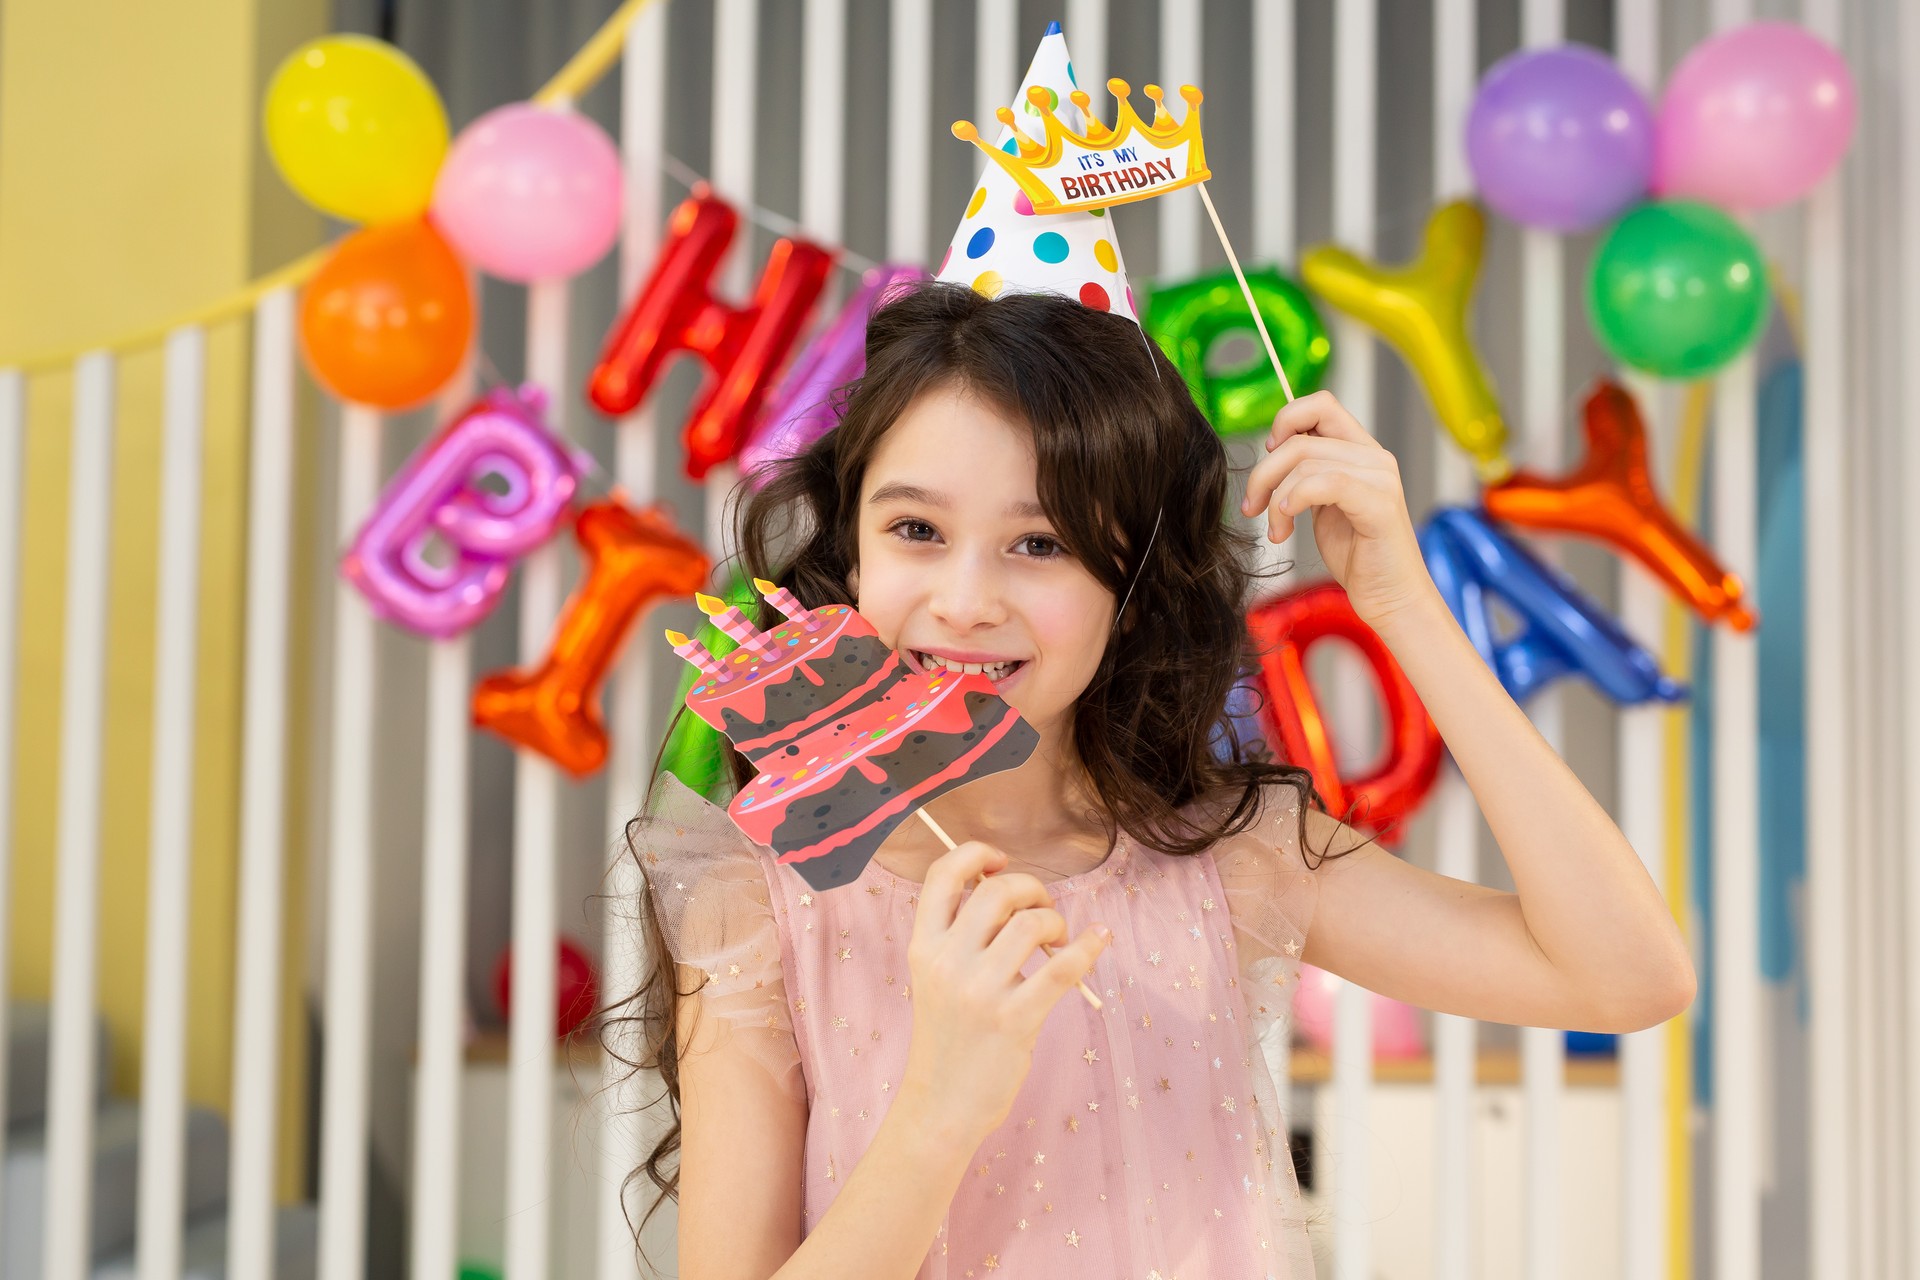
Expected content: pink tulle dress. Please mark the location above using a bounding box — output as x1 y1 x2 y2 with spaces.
640 772 1319 1279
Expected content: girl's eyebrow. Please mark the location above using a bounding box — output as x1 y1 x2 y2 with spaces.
866 481 1046 520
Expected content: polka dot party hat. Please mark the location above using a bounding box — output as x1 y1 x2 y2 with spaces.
934 22 1139 324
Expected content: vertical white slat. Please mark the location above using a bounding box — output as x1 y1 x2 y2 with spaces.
1802 4 1855 1272
600 9 672 1277
705 0 759 566
888 0 933 266
975 0 1019 163
227 288 298 1280
1709 348 1762 1275
1516 4 1567 1276
1613 12 1669 1279
1330 5 1375 1278
409 353 481 1280
1249 0 1298 1123
801 0 846 243
0 367 23 1224
1704 0 1761 1273
1898 5 1920 1276
504 279 572 1280
1429 4 1478 1277
44 350 116 1280
1064 0 1109 119
315 401 384 1280
135 326 207 1280
1250 0 1300 586
1158 1 1203 279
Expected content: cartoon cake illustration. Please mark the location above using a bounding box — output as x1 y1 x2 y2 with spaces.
666 582 1039 891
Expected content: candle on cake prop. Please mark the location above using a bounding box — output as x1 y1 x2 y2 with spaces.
664 586 1103 1010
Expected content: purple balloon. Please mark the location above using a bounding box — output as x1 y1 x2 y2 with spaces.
341 384 585 638
739 264 928 487
1466 44 1654 232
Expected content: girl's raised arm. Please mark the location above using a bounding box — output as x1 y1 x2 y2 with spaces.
1245 390 1695 1032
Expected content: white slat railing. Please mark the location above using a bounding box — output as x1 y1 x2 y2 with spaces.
409 351 481 1280
45 350 117 1280
1429 1 1480 1276
315 402 383 1280
1517 4 1570 1276
135 325 209 1280
1329 4 1377 1278
226 286 299 1278
503 274 574 1280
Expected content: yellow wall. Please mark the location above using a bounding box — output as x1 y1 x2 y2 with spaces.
0 0 327 1198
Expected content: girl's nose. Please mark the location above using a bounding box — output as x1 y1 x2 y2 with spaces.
927 555 1009 631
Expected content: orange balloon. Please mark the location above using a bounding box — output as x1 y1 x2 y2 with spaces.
473 499 711 777
1484 380 1756 631
299 219 473 409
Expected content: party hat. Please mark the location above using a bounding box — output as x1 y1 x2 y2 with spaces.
934 22 1140 323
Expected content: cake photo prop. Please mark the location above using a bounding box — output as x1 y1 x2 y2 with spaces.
666 584 1103 1009
672 593 1038 890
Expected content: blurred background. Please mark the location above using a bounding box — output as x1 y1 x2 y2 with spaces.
0 0 1907 1277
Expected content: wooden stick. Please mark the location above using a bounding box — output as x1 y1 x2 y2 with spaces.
1197 181 1298 404
915 809 1103 1011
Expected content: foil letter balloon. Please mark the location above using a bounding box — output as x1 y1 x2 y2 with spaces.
1484 381 1756 630
1145 266 1331 436
473 500 711 776
1245 583 1443 842
1420 506 1686 706
587 186 835 478
341 385 582 638
1301 202 1509 480
738 264 928 486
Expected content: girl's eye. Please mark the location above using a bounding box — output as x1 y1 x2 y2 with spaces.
888 518 939 544
1018 534 1066 558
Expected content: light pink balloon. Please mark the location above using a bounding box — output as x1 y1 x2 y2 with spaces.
431 104 623 282
1655 20 1855 211
1291 965 1427 1061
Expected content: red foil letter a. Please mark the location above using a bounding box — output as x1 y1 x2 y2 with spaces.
587 186 834 479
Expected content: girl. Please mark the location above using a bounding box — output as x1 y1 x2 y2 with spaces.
616 282 1693 1279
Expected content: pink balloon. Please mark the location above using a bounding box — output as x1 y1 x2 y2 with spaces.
1292 965 1427 1061
341 385 586 637
1655 21 1855 211
738 264 927 487
431 105 623 282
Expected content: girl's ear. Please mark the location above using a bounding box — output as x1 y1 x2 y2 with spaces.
845 566 860 602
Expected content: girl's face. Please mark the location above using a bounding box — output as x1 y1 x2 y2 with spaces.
853 385 1118 745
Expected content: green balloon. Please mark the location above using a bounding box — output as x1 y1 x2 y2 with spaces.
1144 266 1331 436
658 569 759 799
1587 201 1768 381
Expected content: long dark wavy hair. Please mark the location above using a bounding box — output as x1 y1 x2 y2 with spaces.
603 281 1346 1257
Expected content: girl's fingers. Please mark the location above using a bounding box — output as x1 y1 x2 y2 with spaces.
950 870 1053 952
1008 925 1112 1021
913 840 1007 946
980 904 1069 985
1241 435 1381 518
1264 389 1380 451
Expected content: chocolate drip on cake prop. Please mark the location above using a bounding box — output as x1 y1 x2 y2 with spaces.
664 587 1102 1010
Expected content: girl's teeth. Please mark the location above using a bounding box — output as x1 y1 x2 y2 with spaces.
921 653 1018 679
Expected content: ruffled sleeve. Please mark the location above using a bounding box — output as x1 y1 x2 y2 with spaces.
635 773 806 1104
1212 778 1320 1038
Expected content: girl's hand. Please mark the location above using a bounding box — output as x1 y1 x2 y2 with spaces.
896 840 1111 1147
1241 389 1438 631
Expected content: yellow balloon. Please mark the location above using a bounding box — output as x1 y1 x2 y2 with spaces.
1301 201 1511 481
264 35 448 224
